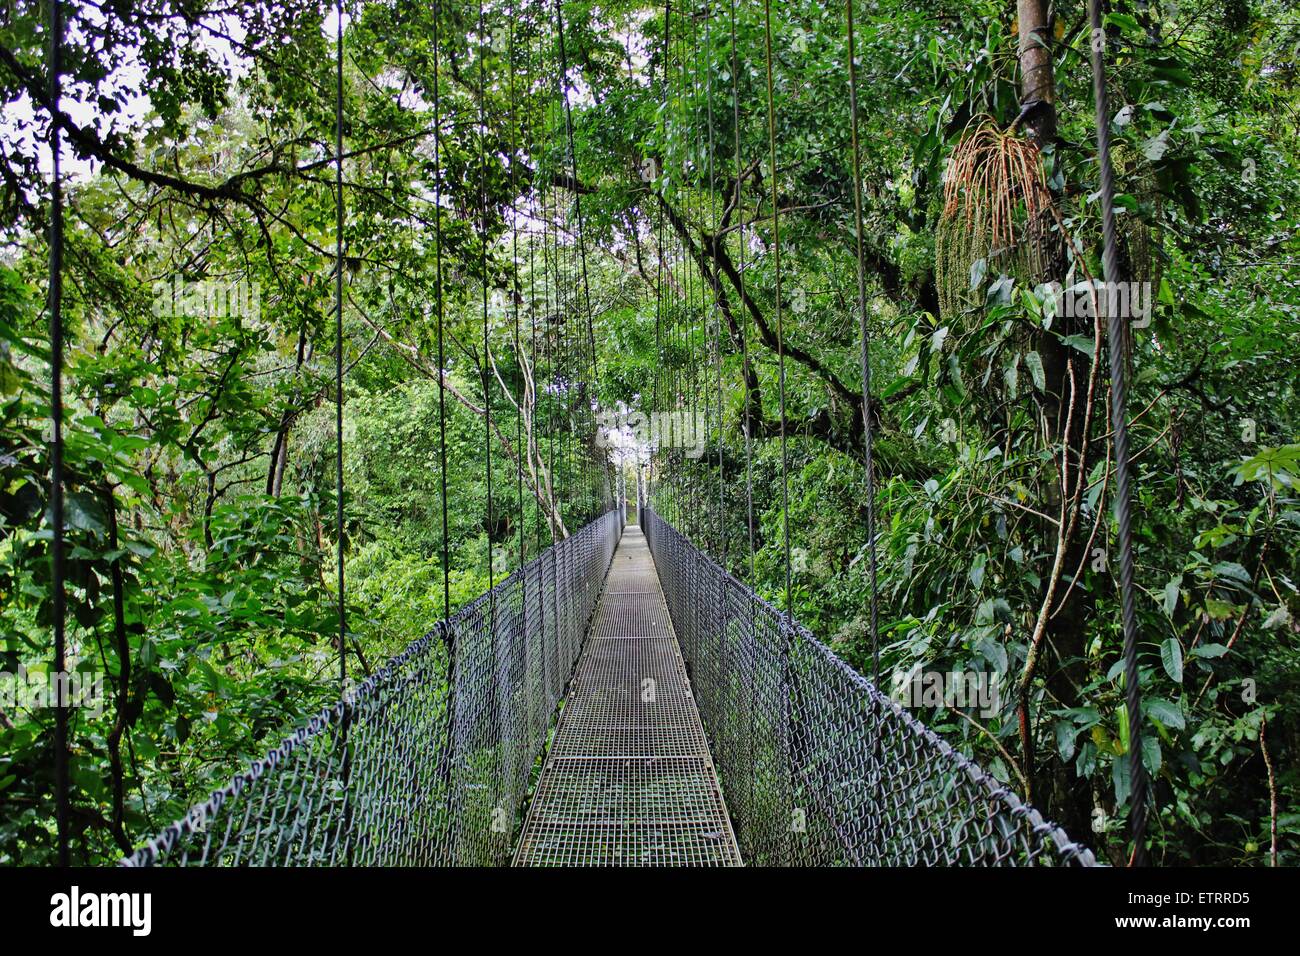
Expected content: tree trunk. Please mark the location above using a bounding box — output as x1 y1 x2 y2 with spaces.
266 322 311 497
1017 0 1057 143
1015 0 1097 841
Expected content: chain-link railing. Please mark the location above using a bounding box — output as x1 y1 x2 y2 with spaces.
123 509 623 866
642 508 1098 867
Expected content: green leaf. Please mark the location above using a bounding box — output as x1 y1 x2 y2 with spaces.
1162 576 1181 616
1055 721 1077 762
1204 598 1238 621
1002 358 1018 399
1061 334 1095 359
1212 561 1251 584
1146 698 1185 730
1147 56 1193 87
1024 351 1045 392
975 635 1007 674
1230 444 1300 489
1143 130 1171 161
63 491 107 536
1113 753 1131 806
1104 12 1142 33
1141 735 1162 774
1161 638 1184 683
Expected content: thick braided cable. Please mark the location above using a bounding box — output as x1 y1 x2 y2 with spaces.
1088 0 1148 867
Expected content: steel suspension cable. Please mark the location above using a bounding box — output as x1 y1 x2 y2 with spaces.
760 0 793 616
652 2 672 499
844 0 880 685
525 48 545 550
529 194 543 548
544 95 567 535
478 0 496 596
430 1 456 824
844 0 885 866
552 0 600 409
695 6 713 554
549 196 561 538
704 1 726 566
508 11 525 566
334 0 347 693
46 0 69 867
332 0 354 868
543 152 559 536
432 1 451 619
1088 0 1148 867
687 13 701 540
687 13 701 545
672 16 687 529
726 0 755 579
544 63 567 520
552 80 574 525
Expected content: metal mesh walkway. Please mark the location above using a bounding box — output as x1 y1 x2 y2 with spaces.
513 525 742 866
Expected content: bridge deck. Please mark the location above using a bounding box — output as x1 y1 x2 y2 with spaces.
513 524 742 866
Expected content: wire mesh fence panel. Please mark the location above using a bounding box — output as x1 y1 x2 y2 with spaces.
124 510 622 867
642 508 1098 867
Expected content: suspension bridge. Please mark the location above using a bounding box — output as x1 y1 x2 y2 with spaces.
30 0 1146 869
123 508 1095 867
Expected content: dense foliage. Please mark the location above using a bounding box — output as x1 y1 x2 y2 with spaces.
1 0 1296 866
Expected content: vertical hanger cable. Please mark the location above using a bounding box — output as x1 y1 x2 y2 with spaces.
334 0 347 693
432 3 451 622
760 0 793 617
844 0 880 685
47 0 70 867
508 10 526 566
726 0 755 579
704 0 725 566
478 0 496 595
1088 0 1148 867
